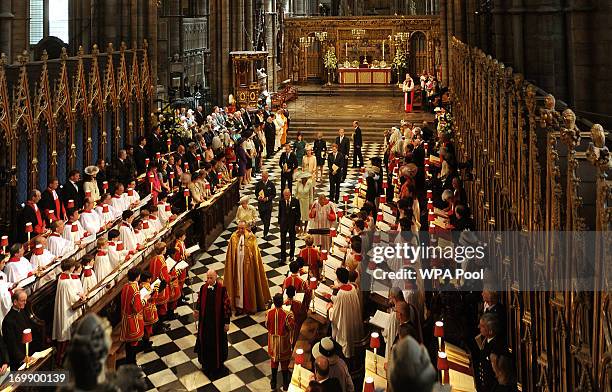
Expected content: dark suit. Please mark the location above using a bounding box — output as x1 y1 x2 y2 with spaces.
476 336 507 392
149 133 165 157
319 377 342 392
19 203 45 242
352 126 363 167
365 176 379 204
0 333 9 369
279 151 298 192
60 180 83 210
255 179 276 237
40 188 66 221
278 197 300 263
327 152 344 203
134 145 149 174
185 151 199 174
2 308 28 370
111 158 132 186
335 136 350 180
264 121 276 157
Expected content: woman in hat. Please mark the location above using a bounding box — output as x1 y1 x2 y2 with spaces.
235 137 248 189
236 195 258 229
83 166 101 202
293 171 314 235
302 145 317 184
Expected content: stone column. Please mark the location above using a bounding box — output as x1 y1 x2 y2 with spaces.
265 0 277 92
492 0 505 59
454 0 465 41
0 0 14 59
236 0 244 50
509 0 524 73
295 0 304 16
104 0 118 45
245 0 253 49
440 0 449 85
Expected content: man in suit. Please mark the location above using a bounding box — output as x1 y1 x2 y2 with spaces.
335 129 350 181
482 289 507 335
327 144 344 203
111 149 132 186
134 136 149 174
278 189 300 265
40 177 66 222
194 105 205 126
255 171 276 238
279 143 298 193
264 115 276 158
19 189 45 242
2 289 30 370
149 126 165 157
185 142 199 174
314 357 342 392
352 120 363 168
476 313 507 392
282 102 290 127
61 170 83 210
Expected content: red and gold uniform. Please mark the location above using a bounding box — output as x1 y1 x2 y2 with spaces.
283 298 307 349
168 268 181 310
173 239 188 292
119 281 144 343
141 281 158 337
266 306 294 369
299 246 321 280
149 254 171 315
283 274 308 292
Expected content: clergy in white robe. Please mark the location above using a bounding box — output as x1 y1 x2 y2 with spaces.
384 287 405 360
80 256 101 303
147 213 163 234
0 263 13 326
125 184 141 207
119 210 139 251
107 230 128 268
52 259 84 342
80 198 103 234
94 238 114 283
309 195 337 251
3 244 34 283
157 201 173 224
30 239 58 288
328 267 363 358
48 221 78 258
111 185 129 217
95 194 117 225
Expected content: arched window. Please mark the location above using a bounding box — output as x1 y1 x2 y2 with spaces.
29 0 69 45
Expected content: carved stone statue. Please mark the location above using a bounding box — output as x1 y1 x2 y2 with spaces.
291 42 300 81
560 108 581 148
540 94 560 129
590 123 606 148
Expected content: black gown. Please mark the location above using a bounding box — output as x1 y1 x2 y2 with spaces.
195 283 230 372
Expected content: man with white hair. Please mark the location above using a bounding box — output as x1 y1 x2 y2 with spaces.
388 336 441 392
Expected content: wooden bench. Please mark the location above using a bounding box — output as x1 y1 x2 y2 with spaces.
106 323 125 371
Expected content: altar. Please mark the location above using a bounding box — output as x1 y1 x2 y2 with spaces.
338 67 392 84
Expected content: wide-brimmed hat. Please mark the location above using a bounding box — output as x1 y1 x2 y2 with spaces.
240 195 250 204
312 337 339 364
297 171 312 180
84 166 99 176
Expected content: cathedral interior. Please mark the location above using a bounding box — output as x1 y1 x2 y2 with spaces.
0 0 610 391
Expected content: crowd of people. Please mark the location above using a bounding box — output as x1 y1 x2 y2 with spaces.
0 87 518 392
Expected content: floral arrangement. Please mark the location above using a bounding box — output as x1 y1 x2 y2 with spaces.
391 48 406 69
323 49 338 70
437 111 454 137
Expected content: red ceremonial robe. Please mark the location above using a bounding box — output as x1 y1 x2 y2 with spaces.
195 281 231 371
120 282 144 342
266 307 294 362
149 255 171 305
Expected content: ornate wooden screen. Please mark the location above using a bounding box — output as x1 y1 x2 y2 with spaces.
450 37 611 391
0 42 154 234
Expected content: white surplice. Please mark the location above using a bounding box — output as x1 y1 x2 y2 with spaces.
52 273 82 341
236 235 245 309
111 194 129 217
95 204 117 225
94 251 113 283
330 283 364 358
4 257 33 283
80 210 103 235
119 223 139 251
47 233 77 258
0 271 13 327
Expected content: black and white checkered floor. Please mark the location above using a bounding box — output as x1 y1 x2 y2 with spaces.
138 143 384 391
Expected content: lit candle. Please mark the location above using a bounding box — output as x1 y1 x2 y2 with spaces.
382 39 385 59
345 42 348 59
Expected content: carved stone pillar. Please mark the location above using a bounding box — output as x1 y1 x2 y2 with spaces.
509 0 524 73
236 0 245 50
453 0 465 42
245 0 254 48
265 0 277 92
0 0 13 60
